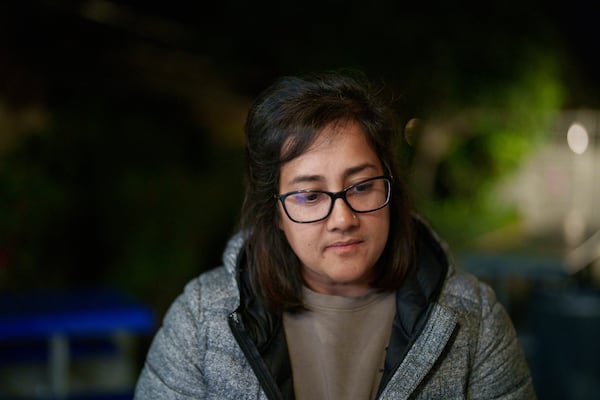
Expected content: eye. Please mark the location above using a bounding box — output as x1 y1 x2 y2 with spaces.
288 191 327 205
351 181 374 194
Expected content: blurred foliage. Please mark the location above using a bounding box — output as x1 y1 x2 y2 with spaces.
0 149 69 287
410 50 564 250
107 164 243 314
0 101 243 315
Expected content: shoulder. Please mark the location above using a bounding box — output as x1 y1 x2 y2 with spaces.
437 269 524 363
174 265 239 317
172 233 244 316
135 265 248 398
438 270 499 319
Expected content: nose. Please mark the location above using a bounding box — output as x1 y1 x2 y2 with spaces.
326 197 358 231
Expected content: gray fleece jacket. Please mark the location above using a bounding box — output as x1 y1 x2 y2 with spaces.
134 220 536 399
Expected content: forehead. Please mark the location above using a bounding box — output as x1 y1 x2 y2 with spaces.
278 120 383 185
308 119 376 155
284 118 372 155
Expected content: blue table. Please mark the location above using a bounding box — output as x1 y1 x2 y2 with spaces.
0 288 155 399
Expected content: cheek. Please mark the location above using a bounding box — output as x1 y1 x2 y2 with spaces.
278 214 297 246
279 221 315 256
373 211 391 247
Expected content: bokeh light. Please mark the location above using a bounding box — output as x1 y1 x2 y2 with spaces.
567 122 589 154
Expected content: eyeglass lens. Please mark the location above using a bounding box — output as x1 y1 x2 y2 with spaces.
282 177 390 223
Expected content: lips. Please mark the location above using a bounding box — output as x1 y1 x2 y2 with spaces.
325 239 363 250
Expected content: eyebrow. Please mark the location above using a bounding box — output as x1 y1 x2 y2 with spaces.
286 163 379 186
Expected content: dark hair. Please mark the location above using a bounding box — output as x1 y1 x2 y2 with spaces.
240 70 414 312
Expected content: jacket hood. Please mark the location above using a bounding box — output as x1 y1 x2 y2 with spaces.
222 230 246 287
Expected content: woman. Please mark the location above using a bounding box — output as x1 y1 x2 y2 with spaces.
134 71 536 399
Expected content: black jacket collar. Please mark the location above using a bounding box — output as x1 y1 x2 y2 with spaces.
377 215 448 395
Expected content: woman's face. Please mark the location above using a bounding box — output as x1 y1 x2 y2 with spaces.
277 119 390 296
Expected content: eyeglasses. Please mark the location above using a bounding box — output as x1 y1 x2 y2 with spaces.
275 176 392 223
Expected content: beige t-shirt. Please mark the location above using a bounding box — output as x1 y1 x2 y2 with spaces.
283 287 396 400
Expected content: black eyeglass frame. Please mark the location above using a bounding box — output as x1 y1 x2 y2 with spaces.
275 175 393 224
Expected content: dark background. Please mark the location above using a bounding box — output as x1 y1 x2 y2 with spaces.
1 1 600 397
